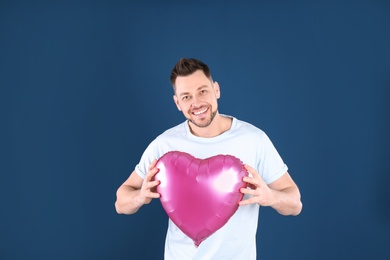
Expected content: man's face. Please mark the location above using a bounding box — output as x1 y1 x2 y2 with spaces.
173 70 220 128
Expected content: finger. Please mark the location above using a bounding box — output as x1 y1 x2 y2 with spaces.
244 164 268 187
148 159 158 171
147 190 161 199
243 176 260 186
244 164 260 177
239 197 256 206
240 187 257 195
143 174 159 192
145 165 160 180
146 180 160 189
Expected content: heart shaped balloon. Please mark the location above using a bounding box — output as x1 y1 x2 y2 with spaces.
155 151 248 247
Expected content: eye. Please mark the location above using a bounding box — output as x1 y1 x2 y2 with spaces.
200 89 207 94
182 95 190 101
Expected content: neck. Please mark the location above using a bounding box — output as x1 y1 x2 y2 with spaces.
188 113 232 138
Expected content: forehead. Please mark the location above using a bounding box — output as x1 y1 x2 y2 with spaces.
174 70 212 93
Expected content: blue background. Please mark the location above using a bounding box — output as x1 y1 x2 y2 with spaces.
1 1 389 259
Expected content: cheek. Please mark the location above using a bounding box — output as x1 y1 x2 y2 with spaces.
210 97 219 107
178 102 190 112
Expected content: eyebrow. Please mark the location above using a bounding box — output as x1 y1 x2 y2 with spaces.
178 85 209 97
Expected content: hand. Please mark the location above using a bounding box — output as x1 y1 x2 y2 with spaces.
239 164 276 207
137 159 161 205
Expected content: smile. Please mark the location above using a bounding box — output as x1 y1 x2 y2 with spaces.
193 108 208 115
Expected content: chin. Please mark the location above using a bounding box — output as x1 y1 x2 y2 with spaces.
187 109 217 128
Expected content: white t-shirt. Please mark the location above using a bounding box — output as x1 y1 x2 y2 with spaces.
135 115 287 260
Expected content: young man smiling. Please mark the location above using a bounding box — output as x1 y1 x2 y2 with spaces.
173 69 230 137
115 58 302 259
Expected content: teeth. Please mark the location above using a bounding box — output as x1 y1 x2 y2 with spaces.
194 108 207 115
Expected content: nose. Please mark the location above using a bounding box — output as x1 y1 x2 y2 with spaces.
190 96 202 108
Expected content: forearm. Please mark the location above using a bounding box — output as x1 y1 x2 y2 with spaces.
270 186 302 216
115 185 144 215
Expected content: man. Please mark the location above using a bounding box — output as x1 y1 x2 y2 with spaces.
115 58 302 259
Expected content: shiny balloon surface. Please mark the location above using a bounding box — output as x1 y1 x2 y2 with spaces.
155 151 248 247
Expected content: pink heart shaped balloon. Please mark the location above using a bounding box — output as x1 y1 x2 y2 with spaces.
155 151 248 247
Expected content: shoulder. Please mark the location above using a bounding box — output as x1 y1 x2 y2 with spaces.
138 121 187 164
233 117 267 139
154 120 187 141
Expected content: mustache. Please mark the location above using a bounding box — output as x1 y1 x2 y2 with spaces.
190 105 208 112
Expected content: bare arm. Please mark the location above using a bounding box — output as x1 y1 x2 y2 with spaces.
239 164 302 216
115 160 160 215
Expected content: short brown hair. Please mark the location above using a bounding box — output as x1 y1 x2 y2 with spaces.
170 58 212 87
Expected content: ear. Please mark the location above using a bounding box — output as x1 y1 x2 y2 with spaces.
213 81 221 99
173 95 181 111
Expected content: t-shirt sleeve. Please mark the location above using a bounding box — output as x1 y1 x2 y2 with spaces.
134 139 160 179
257 133 288 184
